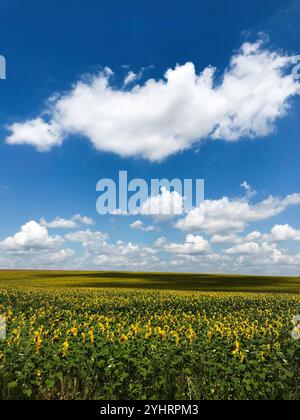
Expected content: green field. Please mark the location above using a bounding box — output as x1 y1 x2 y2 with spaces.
1 270 300 293
0 270 300 400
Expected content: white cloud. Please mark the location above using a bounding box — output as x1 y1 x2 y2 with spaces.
175 193 300 234
241 181 257 199
65 229 108 248
6 118 63 152
153 237 167 248
225 242 260 255
263 224 300 242
40 217 78 229
0 248 75 269
244 231 262 241
210 233 240 244
2 184 300 275
123 71 138 86
0 221 63 252
40 214 95 229
93 250 159 269
71 214 95 226
141 187 184 218
65 228 159 269
2 218 300 274
225 241 300 272
211 231 261 244
6 41 300 160
41 249 74 264
163 234 211 255
129 220 158 232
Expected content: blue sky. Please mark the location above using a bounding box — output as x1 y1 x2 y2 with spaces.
0 0 300 274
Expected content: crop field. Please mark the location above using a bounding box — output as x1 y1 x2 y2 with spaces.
1 270 300 293
0 271 300 400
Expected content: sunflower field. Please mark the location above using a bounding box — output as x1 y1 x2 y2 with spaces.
0 287 299 400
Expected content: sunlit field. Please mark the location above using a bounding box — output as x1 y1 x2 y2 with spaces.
1 270 300 293
0 271 300 400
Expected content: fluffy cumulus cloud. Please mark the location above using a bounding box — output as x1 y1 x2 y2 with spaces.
5 41 300 161
210 233 240 244
40 214 94 229
222 241 300 272
129 220 158 232
65 229 108 249
163 234 211 255
1 220 300 275
1 183 300 274
0 221 63 252
6 118 64 152
65 229 159 269
263 224 300 242
210 231 261 244
0 223 160 270
225 242 261 255
156 238 300 275
140 187 184 218
175 193 300 234
0 221 76 268
40 217 78 229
